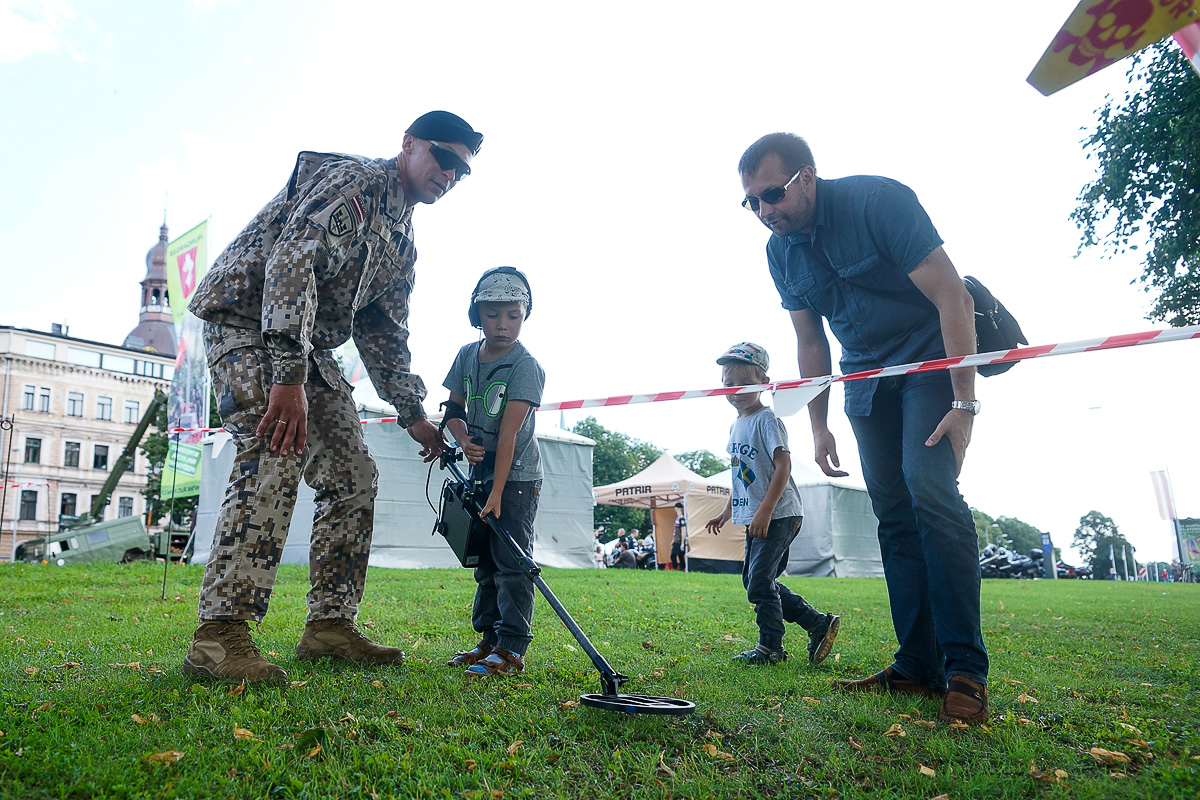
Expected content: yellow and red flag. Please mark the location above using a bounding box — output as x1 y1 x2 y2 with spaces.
1028 0 1200 95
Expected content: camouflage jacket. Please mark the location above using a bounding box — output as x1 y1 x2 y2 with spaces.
189 151 427 426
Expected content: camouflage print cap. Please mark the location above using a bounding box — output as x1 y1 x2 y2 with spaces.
716 342 769 372
473 270 530 305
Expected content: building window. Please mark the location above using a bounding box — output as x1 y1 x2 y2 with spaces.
123 400 140 424
19 490 37 521
61 493 77 517
96 396 112 421
118 497 134 518
22 385 34 411
94 445 109 470
67 392 84 417
91 494 104 520
38 387 50 413
24 438 41 464
64 441 80 467
25 340 55 360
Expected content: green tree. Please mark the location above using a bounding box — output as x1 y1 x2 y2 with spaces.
971 510 1056 558
571 416 662 534
676 449 728 478
1073 510 1136 579
1072 42 1200 325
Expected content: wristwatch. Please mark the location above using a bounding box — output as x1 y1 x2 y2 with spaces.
951 400 981 415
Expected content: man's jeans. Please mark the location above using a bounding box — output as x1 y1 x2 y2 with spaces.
742 516 824 649
848 372 988 689
471 480 540 658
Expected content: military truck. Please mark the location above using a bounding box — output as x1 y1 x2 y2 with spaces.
14 389 191 565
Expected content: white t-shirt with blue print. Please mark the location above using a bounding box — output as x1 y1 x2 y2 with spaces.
726 406 803 525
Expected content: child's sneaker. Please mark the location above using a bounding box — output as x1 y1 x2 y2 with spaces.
464 647 525 677
732 645 788 665
807 613 841 665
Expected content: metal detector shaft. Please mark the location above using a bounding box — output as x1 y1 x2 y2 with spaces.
442 456 629 696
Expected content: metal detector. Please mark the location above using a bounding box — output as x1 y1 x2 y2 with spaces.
433 444 695 716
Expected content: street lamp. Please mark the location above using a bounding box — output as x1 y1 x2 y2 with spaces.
988 523 1001 546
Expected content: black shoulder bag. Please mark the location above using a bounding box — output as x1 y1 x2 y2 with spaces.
962 275 1027 377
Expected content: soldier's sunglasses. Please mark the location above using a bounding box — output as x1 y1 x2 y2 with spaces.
742 168 803 212
427 140 471 181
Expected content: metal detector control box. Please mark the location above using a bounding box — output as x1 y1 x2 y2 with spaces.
436 481 490 568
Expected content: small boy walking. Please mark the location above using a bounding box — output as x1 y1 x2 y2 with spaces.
705 342 840 666
442 267 545 677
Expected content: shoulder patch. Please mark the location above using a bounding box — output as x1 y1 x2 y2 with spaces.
314 192 368 238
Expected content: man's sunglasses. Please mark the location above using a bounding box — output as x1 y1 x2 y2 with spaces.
428 140 471 181
742 168 803 212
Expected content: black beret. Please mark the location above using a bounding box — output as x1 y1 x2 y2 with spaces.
406 110 483 155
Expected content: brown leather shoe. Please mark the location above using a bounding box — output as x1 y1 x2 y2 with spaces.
182 620 288 685
938 674 989 724
295 619 404 665
833 666 946 699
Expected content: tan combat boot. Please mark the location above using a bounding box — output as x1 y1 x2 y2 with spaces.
295 618 404 665
182 620 288 684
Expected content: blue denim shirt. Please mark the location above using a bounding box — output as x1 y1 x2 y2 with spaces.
767 176 945 416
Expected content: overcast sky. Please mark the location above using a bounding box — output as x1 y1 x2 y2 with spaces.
2 0 1196 564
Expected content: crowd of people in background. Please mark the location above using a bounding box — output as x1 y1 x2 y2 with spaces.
592 527 659 570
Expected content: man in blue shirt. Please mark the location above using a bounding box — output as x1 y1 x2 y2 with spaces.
738 133 988 724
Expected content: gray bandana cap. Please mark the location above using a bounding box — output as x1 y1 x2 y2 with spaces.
716 341 769 372
473 272 530 305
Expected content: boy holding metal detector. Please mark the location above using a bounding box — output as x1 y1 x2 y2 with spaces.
705 342 840 666
441 268 545 677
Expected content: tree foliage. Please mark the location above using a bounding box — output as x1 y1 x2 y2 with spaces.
676 449 728 478
1072 42 1200 325
571 416 662 532
971 509 1054 557
1072 510 1136 579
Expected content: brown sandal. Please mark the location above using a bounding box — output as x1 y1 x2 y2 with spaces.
464 647 525 677
447 641 494 667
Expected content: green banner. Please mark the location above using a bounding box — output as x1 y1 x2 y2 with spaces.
160 440 203 500
162 220 211 499
1178 518 1200 567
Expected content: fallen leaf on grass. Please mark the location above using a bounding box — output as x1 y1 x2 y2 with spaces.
802 697 819 706
999 600 1005 611
228 684 246 697
558 700 579 711
701 743 734 761
656 751 676 778
848 736 864 751
144 750 184 764
917 764 935 777
23 667 39 675
306 744 322 758
288 681 308 688
463 759 477 771
131 714 149 725
370 680 385 689
898 713 914 721
913 720 936 729
1089 747 1131 765
1130 738 1151 749
507 740 523 756
931 796 950 800
1017 692 1038 704
1116 722 1142 734
949 722 970 731
513 683 532 689
233 727 263 742
33 701 54 714
884 724 906 738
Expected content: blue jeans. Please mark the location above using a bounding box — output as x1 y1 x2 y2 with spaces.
742 516 824 649
471 480 539 658
848 372 988 689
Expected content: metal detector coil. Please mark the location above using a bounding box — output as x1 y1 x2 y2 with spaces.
434 445 695 716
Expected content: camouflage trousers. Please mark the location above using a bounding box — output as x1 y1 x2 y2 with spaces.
198 346 378 623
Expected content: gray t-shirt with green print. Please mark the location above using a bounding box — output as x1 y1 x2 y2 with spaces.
443 341 544 481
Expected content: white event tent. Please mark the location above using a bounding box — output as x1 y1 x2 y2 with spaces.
192 382 596 570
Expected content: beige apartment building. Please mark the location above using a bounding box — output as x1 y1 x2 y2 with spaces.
0 224 179 560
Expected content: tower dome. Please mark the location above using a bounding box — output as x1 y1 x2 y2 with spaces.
123 222 177 356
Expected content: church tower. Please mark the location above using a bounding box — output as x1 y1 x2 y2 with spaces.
123 222 177 356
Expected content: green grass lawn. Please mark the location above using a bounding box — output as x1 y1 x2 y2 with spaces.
1 563 1197 800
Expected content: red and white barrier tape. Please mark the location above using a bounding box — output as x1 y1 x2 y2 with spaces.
168 324 1200 433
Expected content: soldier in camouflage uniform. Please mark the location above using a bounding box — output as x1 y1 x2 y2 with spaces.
181 111 484 684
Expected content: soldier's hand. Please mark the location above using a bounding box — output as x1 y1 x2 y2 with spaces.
407 419 445 462
258 383 308 457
